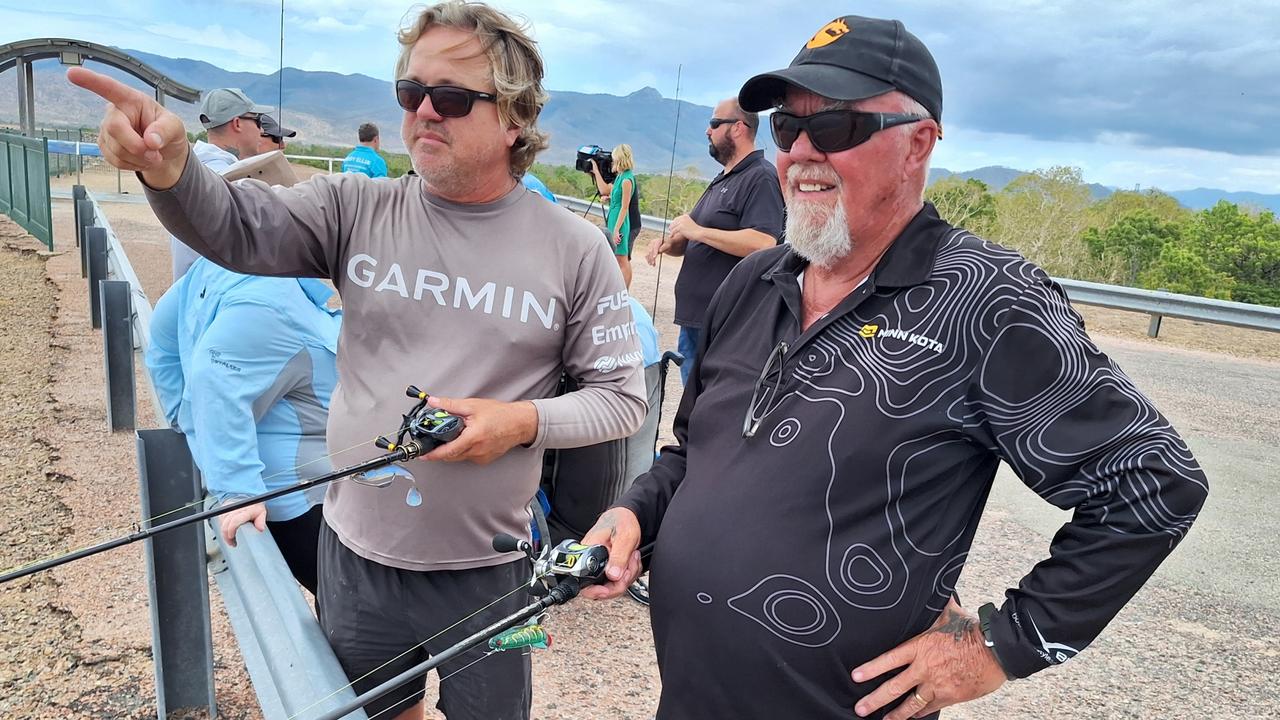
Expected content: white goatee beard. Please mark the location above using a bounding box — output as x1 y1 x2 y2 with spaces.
785 195 852 270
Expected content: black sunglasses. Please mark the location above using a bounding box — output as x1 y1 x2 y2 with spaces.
770 109 927 153
708 117 740 130
395 79 497 118
238 114 263 128
742 341 789 438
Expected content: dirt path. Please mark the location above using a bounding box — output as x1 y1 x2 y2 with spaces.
0 210 260 719
0 222 158 718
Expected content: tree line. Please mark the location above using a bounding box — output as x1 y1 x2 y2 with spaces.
928 167 1279 307
538 162 1277 307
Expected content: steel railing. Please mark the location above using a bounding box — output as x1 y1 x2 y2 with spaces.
555 193 670 234
75 187 366 719
1055 278 1280 335
283 154 342 174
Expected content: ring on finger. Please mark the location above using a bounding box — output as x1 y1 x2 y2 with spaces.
912 690 929 706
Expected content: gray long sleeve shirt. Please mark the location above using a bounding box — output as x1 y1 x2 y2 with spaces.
145 151 647 570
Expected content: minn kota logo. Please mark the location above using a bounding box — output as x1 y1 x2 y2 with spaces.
859 324 879 339
806 19 850 49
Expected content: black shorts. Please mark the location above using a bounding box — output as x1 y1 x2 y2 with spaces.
266 504 323 594
316 521 532 720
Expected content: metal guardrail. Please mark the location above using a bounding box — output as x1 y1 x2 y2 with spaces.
209 515 365 720
76 187 366 719
284 154 341 174
86 191 165 422
554 192 1279 337
555 193 670 234
1056 278 1280 335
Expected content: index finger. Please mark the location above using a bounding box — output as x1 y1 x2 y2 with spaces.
852 639 917 682
67 67 146 107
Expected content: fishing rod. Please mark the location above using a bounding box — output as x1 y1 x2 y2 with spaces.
0 386 463 585
652 63 683 319
316 533 655 720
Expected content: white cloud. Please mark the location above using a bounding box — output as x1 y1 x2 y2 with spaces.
143 22 273 60
299 16 360 33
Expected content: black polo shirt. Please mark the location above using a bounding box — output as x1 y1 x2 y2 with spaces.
672 149 784 328
617 203 1208 720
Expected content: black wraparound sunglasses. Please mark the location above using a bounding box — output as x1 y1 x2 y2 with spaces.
771 109 927 153
395 79 497 118
708 117 740 129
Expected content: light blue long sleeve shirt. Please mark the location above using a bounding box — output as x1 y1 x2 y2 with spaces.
147 257 343 521
341 145 388 178
627 296 662 367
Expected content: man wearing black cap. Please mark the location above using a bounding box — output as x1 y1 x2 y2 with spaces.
582 14 1207 720
257 114 297 154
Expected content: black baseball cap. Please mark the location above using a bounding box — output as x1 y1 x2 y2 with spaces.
258 114 297 140
739 16 942 124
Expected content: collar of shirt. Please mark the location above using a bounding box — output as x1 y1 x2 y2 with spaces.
759 202 952 342
192 140 238 173
709 149 767 188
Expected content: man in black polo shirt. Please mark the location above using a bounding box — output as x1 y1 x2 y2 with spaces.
584 14 1208 720
646 97 785 384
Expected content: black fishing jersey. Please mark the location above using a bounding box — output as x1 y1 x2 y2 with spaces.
617 203 1208 720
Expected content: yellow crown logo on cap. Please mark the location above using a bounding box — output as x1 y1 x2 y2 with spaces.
806 18 850 49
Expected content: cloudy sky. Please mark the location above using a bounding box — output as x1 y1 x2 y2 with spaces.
5 0 1280 193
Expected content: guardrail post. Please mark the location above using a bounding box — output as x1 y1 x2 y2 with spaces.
72 185 86 247
101 279 136 431
86 226 107 329
1148 288 1170 338
137 429 217 720
77 198 95 278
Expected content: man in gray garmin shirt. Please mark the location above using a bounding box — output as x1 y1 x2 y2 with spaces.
69 3 646 719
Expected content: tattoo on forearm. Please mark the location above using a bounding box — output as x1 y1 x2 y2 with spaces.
933 609 978 643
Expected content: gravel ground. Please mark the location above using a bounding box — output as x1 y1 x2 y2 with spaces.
2 164 1275 719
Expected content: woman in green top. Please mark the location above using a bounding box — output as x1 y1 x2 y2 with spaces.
591 143 637 288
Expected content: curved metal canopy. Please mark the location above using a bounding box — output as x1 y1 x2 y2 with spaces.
1 38 200 134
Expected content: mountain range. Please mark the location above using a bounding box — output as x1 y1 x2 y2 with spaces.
2 48 1278 211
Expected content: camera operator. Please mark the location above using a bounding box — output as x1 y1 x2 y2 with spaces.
590 143 637 288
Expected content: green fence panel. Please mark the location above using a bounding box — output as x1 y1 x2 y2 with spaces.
0 132 53 250
0 141 10 215
8 139 30 227
25 143 53 248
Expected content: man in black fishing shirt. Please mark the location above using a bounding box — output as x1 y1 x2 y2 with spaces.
581 14 1208 720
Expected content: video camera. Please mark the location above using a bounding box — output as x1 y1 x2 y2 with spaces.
575 144 616 184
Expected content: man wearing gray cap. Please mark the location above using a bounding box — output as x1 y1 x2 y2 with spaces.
583 14 1207 720
169 88 273 279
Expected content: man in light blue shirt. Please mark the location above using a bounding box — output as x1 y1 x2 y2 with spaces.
172 88 274 280
341 122 389 178
147 257 342 593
